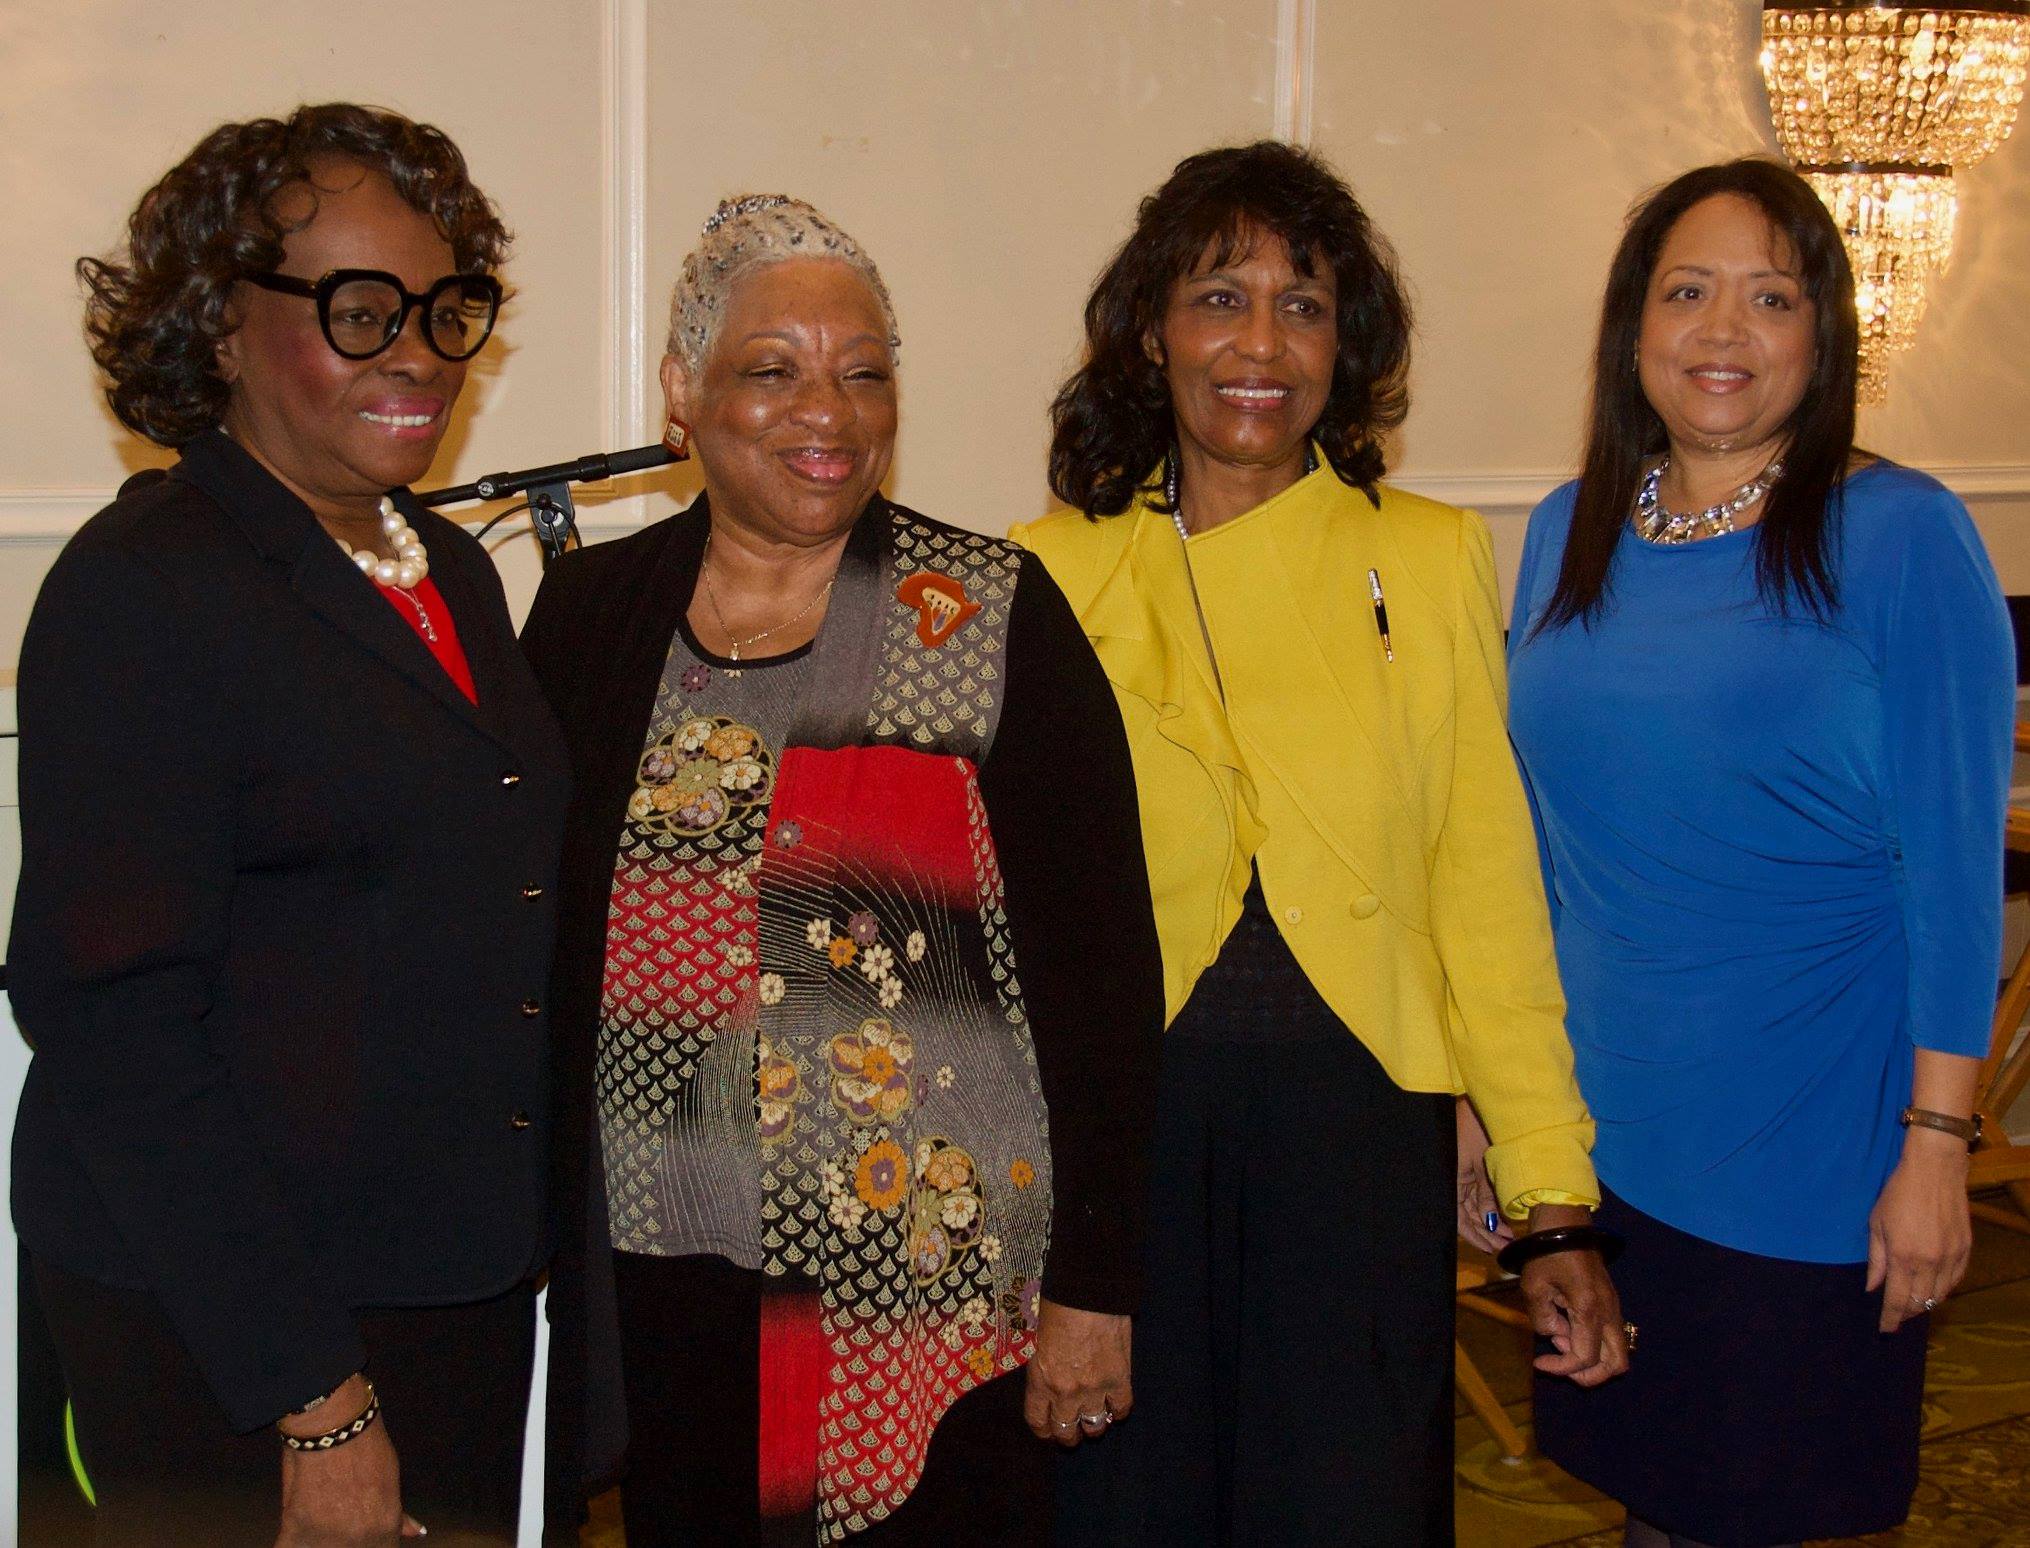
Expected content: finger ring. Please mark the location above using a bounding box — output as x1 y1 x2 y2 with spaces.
1053 1418 1075 1430
1078 1411 1110 1428
1622 1321 1639 1351
1923 1297 1939 1312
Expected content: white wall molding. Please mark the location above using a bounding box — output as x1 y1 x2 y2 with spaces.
1400 465 2030 521
1391 471 1566 521
0 493 107 547
599 0 652 457
13 464 2030 545
1273 0 1318 146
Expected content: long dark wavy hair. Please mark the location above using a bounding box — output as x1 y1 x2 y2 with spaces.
1048 140 1412 517
1533 158 1859 633
79 102 511 448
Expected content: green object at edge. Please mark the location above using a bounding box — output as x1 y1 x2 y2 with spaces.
65 1398 95 1507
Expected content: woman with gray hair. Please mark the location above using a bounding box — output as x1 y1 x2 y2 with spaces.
528 195 1164 1545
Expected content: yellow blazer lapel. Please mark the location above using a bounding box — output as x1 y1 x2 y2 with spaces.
1080 504 1257 801
1186 470 1422 867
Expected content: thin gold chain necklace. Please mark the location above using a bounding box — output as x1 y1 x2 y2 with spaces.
698 533 834 673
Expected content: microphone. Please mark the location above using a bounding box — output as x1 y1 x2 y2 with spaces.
417 441 683 567
416 442 678 509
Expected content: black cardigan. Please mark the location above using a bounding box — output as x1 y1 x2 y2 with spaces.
8 431 571 1431
523 497 1165 1522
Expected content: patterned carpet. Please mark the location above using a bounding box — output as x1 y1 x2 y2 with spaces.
1454 1200 2030 1548
579 1202 2030 1545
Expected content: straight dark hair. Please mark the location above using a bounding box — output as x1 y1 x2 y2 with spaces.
1534 158 1860 633
1048 140 1412 517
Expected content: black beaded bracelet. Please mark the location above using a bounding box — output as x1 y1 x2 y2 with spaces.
280 1381 379 1452
1495 1224 1625 1276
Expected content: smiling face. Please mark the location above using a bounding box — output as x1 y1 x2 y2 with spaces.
1155 227 1336 478
216 159 471 519
663 257 897 549
1637 193 1817 463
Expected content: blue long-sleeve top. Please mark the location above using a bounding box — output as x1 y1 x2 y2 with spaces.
1506 462 2013 1262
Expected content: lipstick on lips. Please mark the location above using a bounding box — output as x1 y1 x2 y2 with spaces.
1213 377 1294 413
781 446 857 485
356 397 445 437
1685 363 1755 394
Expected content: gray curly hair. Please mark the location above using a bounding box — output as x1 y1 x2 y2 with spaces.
666 193 899 373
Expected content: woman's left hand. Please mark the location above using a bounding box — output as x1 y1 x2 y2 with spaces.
1454 1098 1514 1254
1024 1300 1133 1447
1867 1128 1973 1333
1520 1204 1631 1387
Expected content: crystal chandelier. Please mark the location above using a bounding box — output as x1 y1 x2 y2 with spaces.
1760 3 2030 401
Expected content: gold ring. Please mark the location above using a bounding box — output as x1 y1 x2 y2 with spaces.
1622 1320 1639 1352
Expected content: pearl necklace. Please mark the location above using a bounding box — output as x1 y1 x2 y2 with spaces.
336 497 436 641
1634 457 1783 545
1164 444 1319 540
337 497 431 589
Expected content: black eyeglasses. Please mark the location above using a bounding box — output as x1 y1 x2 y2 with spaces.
245 268 503 362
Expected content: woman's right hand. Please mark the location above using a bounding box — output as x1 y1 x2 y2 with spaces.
274 1376 421 1547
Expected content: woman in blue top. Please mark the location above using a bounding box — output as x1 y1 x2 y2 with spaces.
1496 159 2013 1548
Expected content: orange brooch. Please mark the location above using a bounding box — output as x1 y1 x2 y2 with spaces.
896 572 981 648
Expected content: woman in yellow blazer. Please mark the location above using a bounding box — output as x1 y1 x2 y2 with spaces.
1014 141 1628 1546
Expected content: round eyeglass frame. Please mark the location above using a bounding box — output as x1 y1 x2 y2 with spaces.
244 268 504 362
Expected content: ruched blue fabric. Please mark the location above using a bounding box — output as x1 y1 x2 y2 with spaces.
1507 463 2013 1262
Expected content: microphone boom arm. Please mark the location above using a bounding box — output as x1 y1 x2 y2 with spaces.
417 442 679 565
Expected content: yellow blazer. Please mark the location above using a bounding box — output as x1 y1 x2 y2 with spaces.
1013 465 1596 1213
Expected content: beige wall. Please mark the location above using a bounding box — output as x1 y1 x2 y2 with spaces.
4 0 2029 648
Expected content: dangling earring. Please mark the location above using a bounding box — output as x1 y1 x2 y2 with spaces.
662 417 692 459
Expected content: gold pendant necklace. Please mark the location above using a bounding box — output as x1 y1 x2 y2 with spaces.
699 533 834 676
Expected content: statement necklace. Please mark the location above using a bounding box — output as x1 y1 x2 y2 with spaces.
335 497 436 641
1164 444 1319 541
699 533 834 675
1634 457 1783 545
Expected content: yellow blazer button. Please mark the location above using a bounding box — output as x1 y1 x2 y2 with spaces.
509 1111 533 1131
1283 905 1304 925
520 999 541 1018
1350 894 1381 920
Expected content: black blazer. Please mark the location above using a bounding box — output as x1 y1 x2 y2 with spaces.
8 431 570 1432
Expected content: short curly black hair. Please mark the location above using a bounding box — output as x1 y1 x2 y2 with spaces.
1048 140 1413 517
79 102 511 447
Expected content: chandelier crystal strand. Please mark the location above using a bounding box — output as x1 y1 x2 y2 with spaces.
1806 168 1959 402
1759 4 2030 402
1762 7 2030 170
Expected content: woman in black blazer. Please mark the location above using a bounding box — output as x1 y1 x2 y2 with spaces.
10 104 568 1546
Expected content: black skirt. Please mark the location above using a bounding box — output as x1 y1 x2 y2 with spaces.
1532 1187 1928 1547
1055 876 1457 1546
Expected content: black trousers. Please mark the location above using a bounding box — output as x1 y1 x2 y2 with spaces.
35 1256 535 1548
613 1250 1052 1546
1056 881 1457 1547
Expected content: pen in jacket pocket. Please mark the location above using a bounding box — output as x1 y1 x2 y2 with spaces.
1367 568 1393 662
